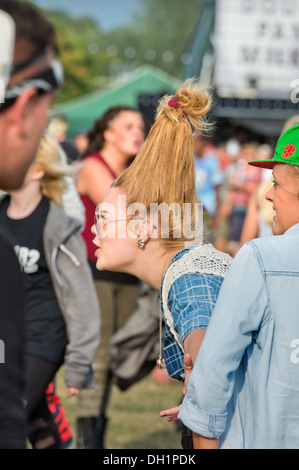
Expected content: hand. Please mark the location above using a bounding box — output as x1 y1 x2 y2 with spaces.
182 353 193 395
67 386 80 398
160 404 181 422
159 353 193 422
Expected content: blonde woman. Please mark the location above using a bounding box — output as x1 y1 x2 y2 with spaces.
0 134 100 449
91 80 232 448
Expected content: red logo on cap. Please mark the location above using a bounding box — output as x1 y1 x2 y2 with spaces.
282 144 296 159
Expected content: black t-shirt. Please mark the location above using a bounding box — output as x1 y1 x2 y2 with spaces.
0 196 67 365
0 226 27 448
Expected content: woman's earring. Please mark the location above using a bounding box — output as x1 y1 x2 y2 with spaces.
137 237 145 249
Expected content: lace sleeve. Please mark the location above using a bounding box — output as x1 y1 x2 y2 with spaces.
162 244 232 351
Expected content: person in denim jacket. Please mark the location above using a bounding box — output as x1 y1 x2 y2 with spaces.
174 123 299 448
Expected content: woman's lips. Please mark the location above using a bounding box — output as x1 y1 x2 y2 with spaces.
95 247 101 257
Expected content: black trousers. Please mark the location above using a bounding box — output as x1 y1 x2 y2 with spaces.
24 354 61 449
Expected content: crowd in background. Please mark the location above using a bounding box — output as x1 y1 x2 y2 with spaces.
51 111 278 260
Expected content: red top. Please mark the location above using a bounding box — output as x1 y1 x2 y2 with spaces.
80 153 117 262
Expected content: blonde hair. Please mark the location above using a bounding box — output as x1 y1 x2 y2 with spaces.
112 78 212 249
256 178 275 226
240 142 259 159
34 133 75 207
281 115 299 134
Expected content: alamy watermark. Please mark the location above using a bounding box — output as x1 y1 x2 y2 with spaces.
290 339 299 364
290 79 299 104
96 195 204 246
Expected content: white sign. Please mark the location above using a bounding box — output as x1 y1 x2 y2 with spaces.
214 0 299 99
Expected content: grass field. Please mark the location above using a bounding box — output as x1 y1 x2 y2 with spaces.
57 366 184 449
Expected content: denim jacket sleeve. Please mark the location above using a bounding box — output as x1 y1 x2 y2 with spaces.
178 243 269 438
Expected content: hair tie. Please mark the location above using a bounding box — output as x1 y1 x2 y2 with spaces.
168 97 180 108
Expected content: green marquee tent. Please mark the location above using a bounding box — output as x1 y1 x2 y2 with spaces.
52 65 181 136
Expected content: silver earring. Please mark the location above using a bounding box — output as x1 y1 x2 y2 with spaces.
137 238 145 249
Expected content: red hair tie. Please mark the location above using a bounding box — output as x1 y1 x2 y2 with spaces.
168 96 180 108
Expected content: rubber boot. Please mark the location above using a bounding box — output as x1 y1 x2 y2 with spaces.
29 417 62 449
96 413 108 449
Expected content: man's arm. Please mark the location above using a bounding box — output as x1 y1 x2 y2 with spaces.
178 243 268 443
193 434 218 449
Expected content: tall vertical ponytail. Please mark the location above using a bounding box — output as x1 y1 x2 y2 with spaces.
112 78 213 248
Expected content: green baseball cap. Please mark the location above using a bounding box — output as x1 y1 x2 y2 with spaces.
248 123 299 169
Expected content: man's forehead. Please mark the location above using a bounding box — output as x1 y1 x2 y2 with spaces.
272 163 298 181
272 164 283 178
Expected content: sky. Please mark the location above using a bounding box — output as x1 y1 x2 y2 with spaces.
34 0 142 30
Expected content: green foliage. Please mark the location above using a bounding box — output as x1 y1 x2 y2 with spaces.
43 11 111 103
132 0 203 77
104 0 203 79
29 0 203 103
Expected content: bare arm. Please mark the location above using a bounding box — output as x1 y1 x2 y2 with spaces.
183 328 206 366
76 158 115 206
193 433 218 449
183 330 219 448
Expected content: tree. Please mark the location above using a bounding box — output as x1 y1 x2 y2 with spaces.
43 11 111 103
26 0 203 103
105 0 203 79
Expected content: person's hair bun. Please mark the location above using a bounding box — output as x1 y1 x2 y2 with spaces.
176 78 211 117
157 78 212 135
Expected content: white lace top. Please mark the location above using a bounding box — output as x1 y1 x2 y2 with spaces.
162 244 232 352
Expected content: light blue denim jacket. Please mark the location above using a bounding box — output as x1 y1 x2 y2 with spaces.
179 223 299 449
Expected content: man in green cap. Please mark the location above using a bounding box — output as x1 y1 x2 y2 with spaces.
163 123 299 448
248 123 299 236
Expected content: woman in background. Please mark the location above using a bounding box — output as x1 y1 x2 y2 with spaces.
75 106 146 449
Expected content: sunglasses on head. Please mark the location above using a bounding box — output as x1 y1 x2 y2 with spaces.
0 56 63 114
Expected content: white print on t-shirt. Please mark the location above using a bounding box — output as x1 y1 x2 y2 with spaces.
0 340 4 363
290 339 299 364
14 245 40 273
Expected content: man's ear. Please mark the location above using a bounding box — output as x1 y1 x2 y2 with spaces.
31 167 45 182
8 87 38 136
